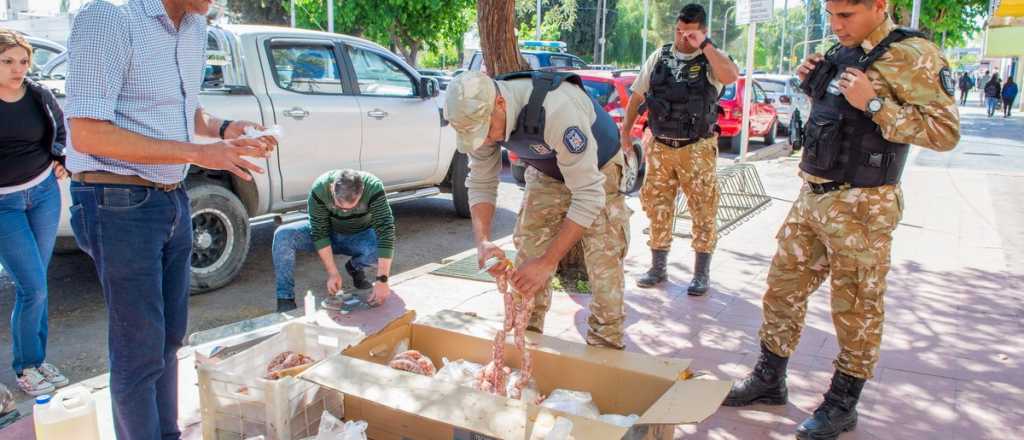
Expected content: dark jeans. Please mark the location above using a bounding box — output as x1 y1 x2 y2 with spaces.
70 182 191 440
0 172 60 374
272 220 378 299
959 89 969 105
1005 99 1015 117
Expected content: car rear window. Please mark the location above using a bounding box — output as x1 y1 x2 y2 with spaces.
582 80 616 106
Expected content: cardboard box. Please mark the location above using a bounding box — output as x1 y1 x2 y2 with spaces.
300 310 730 439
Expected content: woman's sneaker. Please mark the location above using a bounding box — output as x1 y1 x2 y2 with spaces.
38 363 69 388
17 368 55 396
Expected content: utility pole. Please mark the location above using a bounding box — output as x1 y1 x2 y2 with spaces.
290 0 295 28
593 0 601 62
642 0 650 61
327 0 334 33
802 0 811 61
708 0 715 41
911 0 921 29
536 0 542 40
599 0 608 64
779 0 788 73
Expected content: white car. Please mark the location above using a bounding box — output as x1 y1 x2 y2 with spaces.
46 25 468 293
753 74 811 144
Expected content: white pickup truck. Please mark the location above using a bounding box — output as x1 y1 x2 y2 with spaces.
44 25 469 293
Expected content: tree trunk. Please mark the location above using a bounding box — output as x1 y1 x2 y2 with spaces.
476 0 589 291
476 0 530 75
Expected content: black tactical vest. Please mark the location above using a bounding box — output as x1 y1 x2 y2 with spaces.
645 44 720 141
494 71 620 181
799 28 926 187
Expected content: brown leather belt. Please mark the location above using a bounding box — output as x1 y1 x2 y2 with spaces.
72 171 181 192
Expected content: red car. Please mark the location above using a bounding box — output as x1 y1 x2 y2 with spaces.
716 77 780 153
508 69 646 192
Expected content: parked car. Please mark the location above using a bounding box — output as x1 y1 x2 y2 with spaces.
48 24 468 293
753 74 810 141
466 49 588 73
24 35 65 81
717 77 780 154
507 69 647 193
417 69 453 90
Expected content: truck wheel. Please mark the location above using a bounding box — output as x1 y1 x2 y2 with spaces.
451 152 472 218
763 120 778 145
511 162 527 184
187 183 251 294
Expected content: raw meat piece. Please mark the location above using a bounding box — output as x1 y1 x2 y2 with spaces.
475 258 536 400
264 351 315 380
388 350 437 376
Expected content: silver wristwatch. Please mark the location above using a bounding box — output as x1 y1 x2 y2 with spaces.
865 97 884 118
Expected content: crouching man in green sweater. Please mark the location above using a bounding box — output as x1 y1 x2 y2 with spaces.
273 169 395 312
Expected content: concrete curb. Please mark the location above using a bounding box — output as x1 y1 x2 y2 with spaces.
739 141 793 163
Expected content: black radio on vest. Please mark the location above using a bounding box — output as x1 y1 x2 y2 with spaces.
798 28 925 188
494 71 620 181
644 44 720 144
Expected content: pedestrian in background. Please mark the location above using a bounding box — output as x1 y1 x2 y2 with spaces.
984 73 1002 117
1002 76 1018 118
957 72 973 106
0 29 71 399
978 70 990 106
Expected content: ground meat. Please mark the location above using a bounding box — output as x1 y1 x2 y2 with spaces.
475 259 536 400
264 351 315 380
388 350 437 376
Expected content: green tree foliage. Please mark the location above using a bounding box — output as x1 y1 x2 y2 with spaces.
224 0 289 25
889 0 988 48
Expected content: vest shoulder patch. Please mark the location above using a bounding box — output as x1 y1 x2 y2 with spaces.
563 126 588 154
939 67 956 97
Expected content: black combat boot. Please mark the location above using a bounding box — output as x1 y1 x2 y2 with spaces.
796 371 866 440
722 343 789 407
687 252 712 296
636 249 668 288
346 261 372 289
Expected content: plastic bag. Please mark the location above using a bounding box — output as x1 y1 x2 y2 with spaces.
540 389 600 419
434 358 484 388
312 410 367 440
597 413 640 428
507 369 541 403
243 124 284 141
545 417 574 440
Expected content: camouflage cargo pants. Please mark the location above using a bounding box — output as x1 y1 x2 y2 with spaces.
514 162 631 349
759 184 903 379
639 136 720 253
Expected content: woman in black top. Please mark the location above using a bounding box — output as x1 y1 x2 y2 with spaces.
0 29 70 402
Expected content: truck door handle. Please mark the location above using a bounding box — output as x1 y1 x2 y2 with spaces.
367 109 388 119
283 107 309 119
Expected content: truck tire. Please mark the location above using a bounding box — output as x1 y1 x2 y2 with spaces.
451 152 472 218
187 182 251 294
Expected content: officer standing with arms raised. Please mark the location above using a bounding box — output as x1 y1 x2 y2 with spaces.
621 4 738 295
720 0 959 439
444 70 631 349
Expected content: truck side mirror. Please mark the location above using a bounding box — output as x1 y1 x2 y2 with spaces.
420 77 440 98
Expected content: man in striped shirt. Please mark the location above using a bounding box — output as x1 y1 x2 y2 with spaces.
64 0 275 438
273 170 396 312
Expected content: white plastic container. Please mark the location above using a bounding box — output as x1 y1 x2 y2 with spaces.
32 387 101 440
198 322 360 440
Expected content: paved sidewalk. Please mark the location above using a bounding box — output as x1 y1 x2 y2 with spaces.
5 105 1021 439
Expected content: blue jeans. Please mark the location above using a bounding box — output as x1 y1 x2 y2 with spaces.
987 97 1000 115
272 221 378 299
0 172 60 375
70 182 191 440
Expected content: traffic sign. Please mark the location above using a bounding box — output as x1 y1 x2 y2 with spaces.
736 0 774 25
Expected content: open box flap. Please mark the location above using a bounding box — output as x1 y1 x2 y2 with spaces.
636 379 731 425
419 310 693 382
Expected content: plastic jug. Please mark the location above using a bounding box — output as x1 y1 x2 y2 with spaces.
33 386 101 440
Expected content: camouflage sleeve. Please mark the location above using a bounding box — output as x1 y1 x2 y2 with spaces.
466 143 502 208
544 88 606 228
870 39 960 151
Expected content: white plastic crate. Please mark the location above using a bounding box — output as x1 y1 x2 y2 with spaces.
198 322 359 440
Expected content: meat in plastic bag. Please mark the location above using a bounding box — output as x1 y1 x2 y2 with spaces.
311 410 367 440
540 389 600 419
435 358 484 388
388 350 436 376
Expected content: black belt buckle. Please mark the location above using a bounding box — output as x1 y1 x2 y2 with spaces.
809 181 849 194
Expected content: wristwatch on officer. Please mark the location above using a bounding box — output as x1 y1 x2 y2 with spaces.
865 97 884 119
700 37 715 51
375 274 389 283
